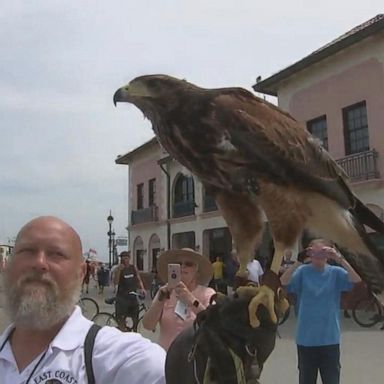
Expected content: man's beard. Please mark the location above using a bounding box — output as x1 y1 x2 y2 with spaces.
4 270 81 330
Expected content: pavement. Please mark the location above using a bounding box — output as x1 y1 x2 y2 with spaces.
1 275 383 383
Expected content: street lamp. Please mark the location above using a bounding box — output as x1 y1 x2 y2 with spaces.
111 230 116 265
107 211 114 269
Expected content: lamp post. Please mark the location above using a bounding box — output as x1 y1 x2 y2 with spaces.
111 230 116 265
107 211 114 269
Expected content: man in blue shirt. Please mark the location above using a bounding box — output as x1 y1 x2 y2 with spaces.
281 239 362 384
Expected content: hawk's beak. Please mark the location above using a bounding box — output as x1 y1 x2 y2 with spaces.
113 87 129 106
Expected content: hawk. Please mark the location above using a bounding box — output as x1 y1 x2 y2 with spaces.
114 74 384 327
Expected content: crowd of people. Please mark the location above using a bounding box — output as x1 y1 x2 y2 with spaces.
0 215 363 384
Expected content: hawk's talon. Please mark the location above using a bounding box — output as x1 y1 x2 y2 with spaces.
240 285 278 328
249 285 277 328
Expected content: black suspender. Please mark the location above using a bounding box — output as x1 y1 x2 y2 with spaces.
84 324 102 384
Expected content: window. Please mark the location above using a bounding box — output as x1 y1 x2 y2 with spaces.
173 175 195 217
203 188 218 212
307 115 328 150
343 101 369 155
172 232 196 249
148 178 156 206
136 249 144 271
174 175 194 203
137 183 144 210
151 248 160 273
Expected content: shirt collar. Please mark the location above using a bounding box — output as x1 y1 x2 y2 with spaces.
51 306 93 351
0 324 15 358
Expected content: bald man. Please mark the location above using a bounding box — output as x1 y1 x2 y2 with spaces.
0 216 166 384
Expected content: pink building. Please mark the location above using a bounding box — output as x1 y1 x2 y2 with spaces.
116 139 232 273
254 14 384 247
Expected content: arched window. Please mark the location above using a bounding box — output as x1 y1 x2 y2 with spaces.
173 174 195 217
133 236 145 271
174 174 194 203
148 234 161 273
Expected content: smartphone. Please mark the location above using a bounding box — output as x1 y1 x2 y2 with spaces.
307 247 328 259
168 263 181 289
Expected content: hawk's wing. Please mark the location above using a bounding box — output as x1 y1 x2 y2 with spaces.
205 88 353 209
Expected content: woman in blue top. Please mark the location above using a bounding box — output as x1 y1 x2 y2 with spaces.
281 238 362 384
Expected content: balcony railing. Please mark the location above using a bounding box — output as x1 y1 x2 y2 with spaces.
336 149 379 182
173 201 195 218
131 206 158 225
203 195 218 212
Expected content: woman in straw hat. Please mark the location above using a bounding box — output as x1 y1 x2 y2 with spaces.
142 248 215 350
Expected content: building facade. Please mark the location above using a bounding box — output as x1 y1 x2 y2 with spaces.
116 139 232 272
254 14 384 246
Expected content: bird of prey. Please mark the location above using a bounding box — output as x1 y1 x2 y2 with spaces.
114 74 384 327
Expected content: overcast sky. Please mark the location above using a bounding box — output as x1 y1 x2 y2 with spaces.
1 1 382 261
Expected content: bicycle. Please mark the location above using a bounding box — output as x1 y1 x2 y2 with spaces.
78 297 99 320
92 292 147 332
352 291 384 329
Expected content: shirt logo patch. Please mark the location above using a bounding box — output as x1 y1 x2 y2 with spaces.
124 273 134 279
33 370 78 384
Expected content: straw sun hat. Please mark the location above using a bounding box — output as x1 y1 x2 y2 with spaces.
157 248 213 286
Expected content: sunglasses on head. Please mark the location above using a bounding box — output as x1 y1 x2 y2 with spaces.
177 260 196 267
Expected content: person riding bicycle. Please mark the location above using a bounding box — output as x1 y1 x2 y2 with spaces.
114 251 146 331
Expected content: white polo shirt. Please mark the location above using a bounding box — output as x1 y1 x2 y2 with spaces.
247 259 264 284
0 306 166 384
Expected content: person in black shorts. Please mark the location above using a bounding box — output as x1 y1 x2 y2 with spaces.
82 259 92 294
113 251 146 331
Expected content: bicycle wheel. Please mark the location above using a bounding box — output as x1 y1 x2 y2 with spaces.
93 312 118 327
79 297 99 320
352 297 381 328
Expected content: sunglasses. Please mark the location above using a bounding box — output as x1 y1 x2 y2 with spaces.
177 260 196 267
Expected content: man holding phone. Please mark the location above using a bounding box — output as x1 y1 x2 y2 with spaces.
280 238 361 384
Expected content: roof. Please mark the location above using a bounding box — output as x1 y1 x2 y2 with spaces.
253 14 384 96
115 137 158 165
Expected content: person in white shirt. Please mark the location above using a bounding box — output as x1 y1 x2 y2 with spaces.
0 216 165 384
247 258 264 284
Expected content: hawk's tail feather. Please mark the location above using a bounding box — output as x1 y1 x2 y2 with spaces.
336 176 384 234
352 198 384 234
344 213 384 295
348 211 384 265
306 194 384 294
